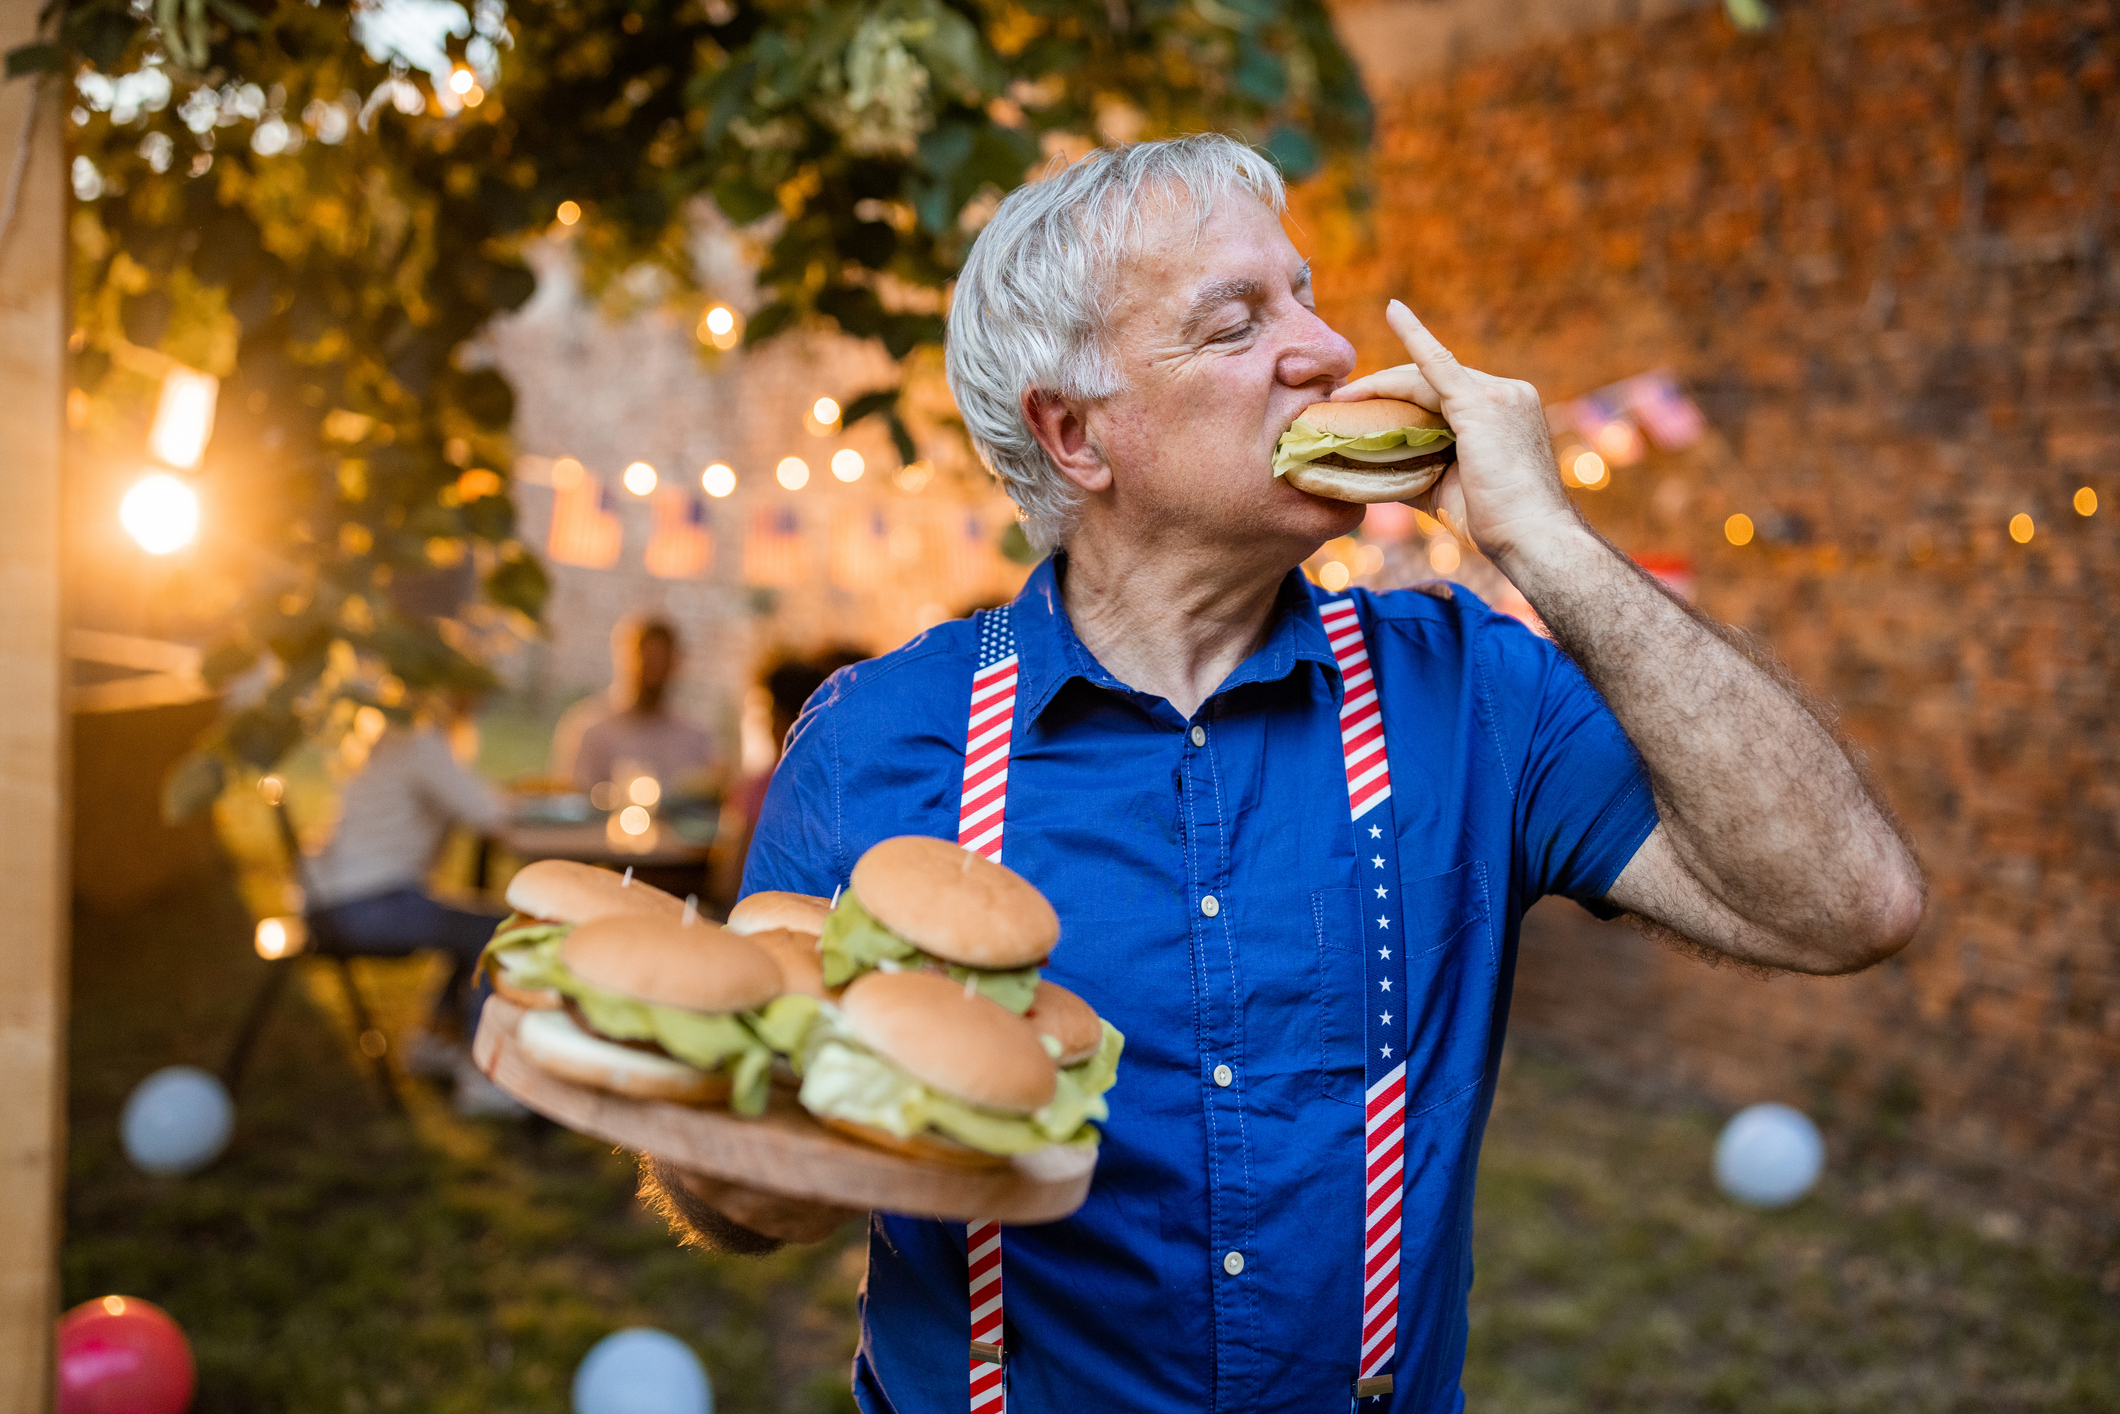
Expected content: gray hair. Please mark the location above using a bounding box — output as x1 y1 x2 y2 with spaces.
945 134 1288 552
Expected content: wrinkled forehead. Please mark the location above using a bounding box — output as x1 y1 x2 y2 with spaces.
1102 186 1296 333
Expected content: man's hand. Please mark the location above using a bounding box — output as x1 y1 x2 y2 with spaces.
1332 299 1574 561
640 1157 861 1253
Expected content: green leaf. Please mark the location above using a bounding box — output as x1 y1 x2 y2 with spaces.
1263 124 1319 179
225 707 304 771
62 7 136 72
5 42 65 77
449 367 516 429
1235 40 1286 104
484 554 548 620
839 389 899 427
885 412 917 466
741 300 797 344
711 176 777 225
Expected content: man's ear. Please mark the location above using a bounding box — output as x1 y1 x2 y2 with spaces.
1022 389 1111 494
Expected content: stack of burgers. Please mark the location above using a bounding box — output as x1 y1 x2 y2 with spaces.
480 840 1123 1171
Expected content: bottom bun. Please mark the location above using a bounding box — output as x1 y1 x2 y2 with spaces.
819 1115 1013 1170
1284 456 1449 504
517 1008 729 1105
491 973 562 1011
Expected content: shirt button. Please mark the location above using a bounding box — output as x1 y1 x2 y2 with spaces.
1223 1250 1245 1276
1213 1063 1233 1088
1190 725 1206 747
1200 894 1219 918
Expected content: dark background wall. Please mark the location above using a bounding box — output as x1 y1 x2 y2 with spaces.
1307 0 2120 1227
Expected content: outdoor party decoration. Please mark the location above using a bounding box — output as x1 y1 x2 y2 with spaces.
56 1295 196 1414
572 1328 713 1414
120 1066 234 1176
1547 370 1707 468
1713 1102 1825 1208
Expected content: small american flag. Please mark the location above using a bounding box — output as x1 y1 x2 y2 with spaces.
1623 370 1707 452
645 493 714 580
743 506 808 587
546 469 623 569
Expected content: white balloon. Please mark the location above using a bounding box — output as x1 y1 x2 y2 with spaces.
573 1328 712 1414
120 1065 235 1176
1714 1102 1824 1208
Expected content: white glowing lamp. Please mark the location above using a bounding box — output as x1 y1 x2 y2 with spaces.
254 915 309 960
623 462 658 495
121 473 200 554
147 367 218 470
830 448 865 483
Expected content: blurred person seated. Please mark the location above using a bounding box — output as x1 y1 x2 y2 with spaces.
551 617 718 801
304 692 518 1115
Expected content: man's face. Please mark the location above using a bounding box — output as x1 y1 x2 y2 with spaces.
1073 191 1362 556
634 635 674 698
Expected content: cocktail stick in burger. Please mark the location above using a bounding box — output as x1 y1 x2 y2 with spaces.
726 891 830 937
1023 979 1126 1137
1274 398 1457 503
800 971 1102 1166
818 836 1059 1013
516 914 794 1114
481 860 684 1010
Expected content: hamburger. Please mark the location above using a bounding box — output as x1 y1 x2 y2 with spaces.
727 891 830 937
745 926 834 1003
799 970 1103 1166
818 836 1058 1013
481 860 684 1010
1023 979 1126 1137
515 913 798 1114
1274 398 1457 503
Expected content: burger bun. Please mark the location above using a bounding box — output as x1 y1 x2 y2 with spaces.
505 860 684 925
727 891 831 937
1024 980 1104 1066
839 970 1056 1114
850 836 1059 970
517 1007 729 1104
748 926 832 1000
1283 398 1456 504
561 915 782 1013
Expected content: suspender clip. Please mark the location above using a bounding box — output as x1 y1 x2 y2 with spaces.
1354 1374 1393 1399
969 1340 1005 1366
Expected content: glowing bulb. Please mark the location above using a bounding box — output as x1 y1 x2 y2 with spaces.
2075 486 2097 516
120 472 200 554
449 67 475 94
1725 513 1755 546
623 461 657 495
556 200 581 226
257 774 284 804
811 396 840 427
699 305 742 350
2009 512 2034 544
1571 450 1607 488
618 804 652 835
705 306 734 336
463 85 484 107
831 448 865 483
1317 560 1350 591
702 462 736 497
628 776 661 807
776 456 810 490
1428 538 1461 575
254 915 308 960
147 366 218 470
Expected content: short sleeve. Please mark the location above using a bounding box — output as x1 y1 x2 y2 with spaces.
1478 614 1659 913
739 691 847 900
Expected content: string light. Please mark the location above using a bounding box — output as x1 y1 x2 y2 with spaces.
699 305 742 350
701 463 736 497
623 461 657 495
831 448 865 483
776 456 810 490
1428 538 1461 574
1725 513 1755 547
120 472 200 554
2009 513 2034 544
811 396 841 427
556 200 581 226
1570 450 1608 489
617 805 652 835
2075 486 2098 516
1317 561 1351 591
448 68 475 94
550 456 584 489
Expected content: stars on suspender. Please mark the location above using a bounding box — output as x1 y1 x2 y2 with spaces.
1370 855 1385 868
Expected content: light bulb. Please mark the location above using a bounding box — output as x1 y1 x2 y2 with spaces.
623 461 657 495
776 456 809 490
831 448 865 482
702 463 736 497
120 472 200 554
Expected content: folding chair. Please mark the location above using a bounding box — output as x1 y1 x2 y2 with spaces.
221 791 404 1112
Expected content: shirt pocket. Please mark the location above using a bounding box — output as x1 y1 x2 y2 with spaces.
1312 862 1496 1112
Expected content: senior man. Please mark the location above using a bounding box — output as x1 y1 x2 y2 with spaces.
648 135 1922 1412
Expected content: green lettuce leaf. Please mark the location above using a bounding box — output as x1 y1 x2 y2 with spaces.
562 979 776 1117
944 962 1040 1015
798 1036 1099 1155
1034 1020 1125 1140
819 892 1041 1012
1272 417 1455 478
479 920 572 991
747 993 823 1058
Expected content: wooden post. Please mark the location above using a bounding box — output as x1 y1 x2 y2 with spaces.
0 0 70 1403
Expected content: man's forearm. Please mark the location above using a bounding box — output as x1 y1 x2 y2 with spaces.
1492 520 1923 972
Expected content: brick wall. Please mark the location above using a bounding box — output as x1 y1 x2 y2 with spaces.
1307 0 2120 1222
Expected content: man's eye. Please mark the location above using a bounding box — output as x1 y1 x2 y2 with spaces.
1212 323 1251 343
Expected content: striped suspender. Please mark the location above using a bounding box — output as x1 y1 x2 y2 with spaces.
1320 594 1409 1404
961 607 1020 1413
952 599 1404 1407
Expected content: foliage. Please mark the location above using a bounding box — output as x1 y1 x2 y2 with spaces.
18 0 1370 780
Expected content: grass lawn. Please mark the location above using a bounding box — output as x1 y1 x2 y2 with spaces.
65 861 2118 1410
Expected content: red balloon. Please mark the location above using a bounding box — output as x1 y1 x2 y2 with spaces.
56 1296 195 1414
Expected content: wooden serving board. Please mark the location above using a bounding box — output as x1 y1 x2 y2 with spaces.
472 996 1097 1224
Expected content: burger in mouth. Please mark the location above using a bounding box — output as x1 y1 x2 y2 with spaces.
514 912 819 1115
481 860 684 1011
818 837 1058 1013
1274 398 1457 503
799 970 1115 1166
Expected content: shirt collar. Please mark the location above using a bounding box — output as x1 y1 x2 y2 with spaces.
1007 555 1346 725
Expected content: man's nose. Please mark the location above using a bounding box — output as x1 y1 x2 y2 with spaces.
1278 308 1357 389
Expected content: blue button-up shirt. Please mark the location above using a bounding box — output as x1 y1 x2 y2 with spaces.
742 558 1658 1413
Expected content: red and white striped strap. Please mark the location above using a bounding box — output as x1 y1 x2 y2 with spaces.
961 608 1020 1412
1320 594 1407 1401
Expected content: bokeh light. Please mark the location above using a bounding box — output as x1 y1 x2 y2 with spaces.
701 463 736 497
2009 513 2034 544
147 367 218 470
1317 561 1350 591
1570 450 1608 489
831 448 865 483
776 456 810 490
557 200 581 225
809 396 840 431
2074 486 2097 516
623 461 657 495
699 305 742 350
1428 538 1461 575
617 805 652 835
120 473 200 554
448 67 474 94
550 456 584 489
1725 513 1755 546
628 776 661 807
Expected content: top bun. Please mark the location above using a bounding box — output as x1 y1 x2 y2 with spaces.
840 970 1056 1114
850 836 1059 969
727 891 831 937
505 860 683 924
1024 980 1103 1066
561 915 781 1013
748 926 831 1000
1295 398 1448 439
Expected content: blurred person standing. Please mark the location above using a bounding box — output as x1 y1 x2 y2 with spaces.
304 693 519 1114
552 617 718 798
